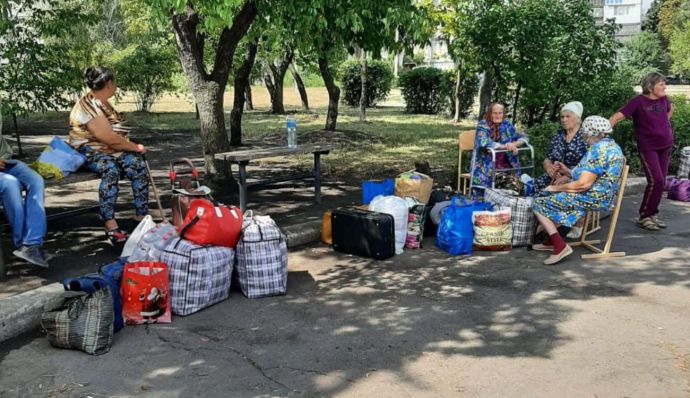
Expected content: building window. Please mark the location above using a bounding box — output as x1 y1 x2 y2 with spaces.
614 5 634 16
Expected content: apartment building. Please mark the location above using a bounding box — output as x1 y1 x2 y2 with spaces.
604 0 643 42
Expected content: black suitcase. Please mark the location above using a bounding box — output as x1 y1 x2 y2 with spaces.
331 207 395 260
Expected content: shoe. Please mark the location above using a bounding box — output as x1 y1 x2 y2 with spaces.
106 228 128 245
13 245 49 268
651 216 667 229
532 243 554 251
637 217 660 231
566 226 583 240
543 245 573 265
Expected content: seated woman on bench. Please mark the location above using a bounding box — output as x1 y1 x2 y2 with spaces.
532 116 624 265
68 67 149 244
0 136 49 267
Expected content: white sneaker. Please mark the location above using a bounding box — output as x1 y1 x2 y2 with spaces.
567 226 583 240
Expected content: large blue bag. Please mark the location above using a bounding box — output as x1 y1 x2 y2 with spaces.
362 179 394 205
62 258 126 333
37 137 86 177
436 197 492 256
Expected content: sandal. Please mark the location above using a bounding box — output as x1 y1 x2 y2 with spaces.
651 216 667 229
637 217 660 231
106 228 129 244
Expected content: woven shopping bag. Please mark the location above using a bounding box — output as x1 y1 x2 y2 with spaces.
41 288 114 355
235 211 288 298
484 188 535 247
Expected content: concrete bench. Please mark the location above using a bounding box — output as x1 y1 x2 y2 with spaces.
0 171 100 279
215 144 333 213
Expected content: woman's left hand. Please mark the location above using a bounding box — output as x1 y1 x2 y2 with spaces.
505 142 519 155
545 185 559 193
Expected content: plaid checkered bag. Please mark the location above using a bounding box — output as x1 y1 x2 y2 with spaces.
678 147 690 179
41 288 114 355
235 211 287 299
160 238 234 316
484 188 535 247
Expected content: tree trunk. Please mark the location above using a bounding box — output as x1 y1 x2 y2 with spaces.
290 63 309 110
359 52 368 122
512 82 522 125
318 55 340 131
244 85 253 111
266 49 294 115
453 66 462 123
11 113 22 157
170 2 257 175
230 39 258 147
478 68 493 120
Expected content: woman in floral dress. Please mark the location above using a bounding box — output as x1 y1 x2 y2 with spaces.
532 116 625 265
470 103 528 199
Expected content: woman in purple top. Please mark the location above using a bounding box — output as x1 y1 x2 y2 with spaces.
609 72 673 231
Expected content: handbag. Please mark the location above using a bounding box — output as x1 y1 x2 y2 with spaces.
178 199 242 248
120 262 172 324
41 289 114 355
667 178 690 202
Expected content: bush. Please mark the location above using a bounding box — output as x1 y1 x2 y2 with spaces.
111 42 178 112
525 122 560 175
443 70 479 118
399 67 447 114
339 60 393 107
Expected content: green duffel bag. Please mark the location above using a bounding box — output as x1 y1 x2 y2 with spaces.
41 288 114 355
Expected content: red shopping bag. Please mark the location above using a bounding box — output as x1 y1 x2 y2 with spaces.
120 262 172 324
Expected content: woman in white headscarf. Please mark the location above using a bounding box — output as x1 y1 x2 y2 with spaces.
532 116 625 265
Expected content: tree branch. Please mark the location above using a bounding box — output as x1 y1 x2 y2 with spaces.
171 4 208 80
211 0 258 83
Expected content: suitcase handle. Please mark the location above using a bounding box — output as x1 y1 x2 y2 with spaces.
169 158 199 182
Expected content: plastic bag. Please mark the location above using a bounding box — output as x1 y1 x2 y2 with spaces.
404 197 426 249
36 137 86 177
362 179 394 205
472 208 512 251
121 215 156 258
369 195 409 254
436 197 492 255
394 171 433 203
129 222 178 262
120 262 171 324
667 178 690 202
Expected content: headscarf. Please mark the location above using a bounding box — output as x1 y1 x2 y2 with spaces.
482 103 505 142
581 116 613 137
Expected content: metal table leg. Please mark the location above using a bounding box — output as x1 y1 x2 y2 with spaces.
313 152 322 204
238 161 249 213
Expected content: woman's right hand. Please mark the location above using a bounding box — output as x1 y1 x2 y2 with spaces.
136 144 146 154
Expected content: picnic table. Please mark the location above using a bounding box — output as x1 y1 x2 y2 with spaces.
214 144 333 212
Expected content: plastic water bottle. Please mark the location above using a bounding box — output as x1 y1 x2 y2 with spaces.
286 115 297 148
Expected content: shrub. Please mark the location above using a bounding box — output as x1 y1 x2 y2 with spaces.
399 67 447 114
339 60 393 107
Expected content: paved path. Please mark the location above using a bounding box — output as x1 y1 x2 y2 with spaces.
1 197 689 397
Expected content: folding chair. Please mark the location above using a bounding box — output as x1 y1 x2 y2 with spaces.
457 130 475 195
572 164 629 259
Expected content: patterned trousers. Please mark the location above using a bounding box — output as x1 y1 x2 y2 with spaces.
80 147 149 221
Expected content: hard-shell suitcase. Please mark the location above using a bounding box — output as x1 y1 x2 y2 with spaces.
331 207 395 260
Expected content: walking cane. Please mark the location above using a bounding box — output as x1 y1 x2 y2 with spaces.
142 154 167 222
